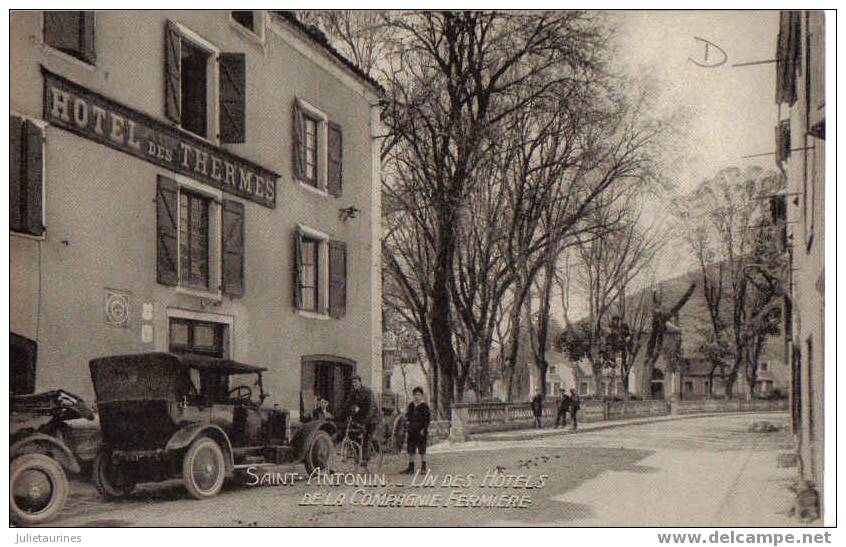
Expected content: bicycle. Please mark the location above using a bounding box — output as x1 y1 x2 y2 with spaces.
335 417 383 473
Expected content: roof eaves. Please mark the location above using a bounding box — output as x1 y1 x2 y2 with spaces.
271 11 385 96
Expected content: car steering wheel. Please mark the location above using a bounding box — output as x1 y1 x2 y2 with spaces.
228 385 252 402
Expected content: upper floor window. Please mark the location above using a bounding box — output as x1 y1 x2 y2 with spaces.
231 11 255 32
759 362 768 373
292 99 344 197
300 236 320 312
293 226 347 319
303 115 319 184
43 11 96 65
230 11 266 43
156 175 245 298
179 189 211 290
164 20 246 144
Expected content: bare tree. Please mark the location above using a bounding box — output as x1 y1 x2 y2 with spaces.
572 200 663 396
674 166 785 399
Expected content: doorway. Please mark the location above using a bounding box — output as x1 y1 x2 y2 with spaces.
301 356 355 420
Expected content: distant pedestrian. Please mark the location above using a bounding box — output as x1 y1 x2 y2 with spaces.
556 390 572 428
569 388 581 431
531 389 545 429
401 386 431 475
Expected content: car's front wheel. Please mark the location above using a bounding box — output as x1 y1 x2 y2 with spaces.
182 437 225 499
93 449 136 499
10 453 69 525
304 430 335 474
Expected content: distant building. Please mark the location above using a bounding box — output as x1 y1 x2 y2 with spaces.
775 10 825 512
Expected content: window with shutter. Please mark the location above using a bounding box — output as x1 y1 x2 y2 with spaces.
219 53 246 143
327 122 343 197
221 199 245 297
293 98 337 196
328 240 347 318
164 21 229 142
9 115 45 237
43 11 96 65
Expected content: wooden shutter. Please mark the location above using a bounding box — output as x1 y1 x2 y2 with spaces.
221 199 245 297
24 120 44 237
164 20 182 123
327 122 343 197
10 115 24 232
328 240 347 319
293 229 303 309
219 53 246 143
156 175 180 286
80 11 96 64
291 101 305 180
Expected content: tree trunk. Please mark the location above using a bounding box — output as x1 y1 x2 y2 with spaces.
430 221 457 417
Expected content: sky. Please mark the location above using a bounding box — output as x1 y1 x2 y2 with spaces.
558 10 782 321
610 10 780 193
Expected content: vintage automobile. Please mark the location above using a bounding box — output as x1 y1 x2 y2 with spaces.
10 389 96 525
89 352 336 500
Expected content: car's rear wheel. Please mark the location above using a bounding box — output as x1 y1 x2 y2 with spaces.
93 449 136 499
183 437 225 499
303 430 335 474
10 453 68 525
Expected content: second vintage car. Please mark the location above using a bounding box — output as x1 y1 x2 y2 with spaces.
88 352 336 499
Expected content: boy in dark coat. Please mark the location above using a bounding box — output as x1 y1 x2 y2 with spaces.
401 386 431 474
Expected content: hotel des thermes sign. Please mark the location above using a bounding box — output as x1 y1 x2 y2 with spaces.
42 68 278 208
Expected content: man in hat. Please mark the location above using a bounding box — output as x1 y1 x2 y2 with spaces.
556 388 572 428
343 375 381 465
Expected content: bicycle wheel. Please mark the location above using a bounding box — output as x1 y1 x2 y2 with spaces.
335 438 361 474
367 437 384 472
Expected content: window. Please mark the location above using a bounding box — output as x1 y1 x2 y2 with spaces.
684 381 694 393
179 189 211 290
9 115 45 236
180 39 210 138
579 382 588 396
231 11 255 32
292 99 344 197
169 318 225 358
164 21 246 144
293 227 348 318
759 362 768 373
156 175 246 298
43 11 96 65
230 10 265 43
300 237 320 312
303 115 319 185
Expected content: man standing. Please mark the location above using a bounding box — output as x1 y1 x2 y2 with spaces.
531 389 545 429
556 389 572 428
343 375 381 465
401 386 431 475
569 387 581 431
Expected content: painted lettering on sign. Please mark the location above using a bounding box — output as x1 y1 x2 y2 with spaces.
42 68 278 208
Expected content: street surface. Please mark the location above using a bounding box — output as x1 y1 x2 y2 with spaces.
41 412 798 527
